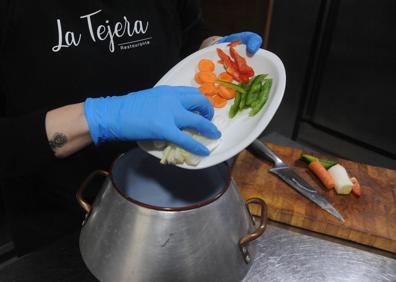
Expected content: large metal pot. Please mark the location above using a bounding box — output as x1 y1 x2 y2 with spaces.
77 147 267 282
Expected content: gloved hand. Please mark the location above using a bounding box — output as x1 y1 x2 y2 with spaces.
218 32 263 53
84 86 221 156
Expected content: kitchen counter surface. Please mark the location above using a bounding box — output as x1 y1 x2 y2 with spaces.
244 222 396 282
0 221 394 282
0 133 394 281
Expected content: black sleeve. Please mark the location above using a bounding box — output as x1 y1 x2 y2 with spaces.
0 0 11 51
178 0 210 58
0 1 56 179
0 110 57 179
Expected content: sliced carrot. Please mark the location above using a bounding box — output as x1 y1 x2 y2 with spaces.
198 59 215 72
194 73 203 84
198 71 216 83
217 85 236 99
211 95 227 108
350 177 362 197
217 72 233 82
199 83 217 96
206 95 216 107
308 160 335 189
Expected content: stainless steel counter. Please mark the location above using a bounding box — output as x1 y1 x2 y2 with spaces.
0 133 394 282
244 221 396 282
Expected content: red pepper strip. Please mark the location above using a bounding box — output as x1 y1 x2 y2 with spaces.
229 47 255 77
239 74 250 83
216 48 242 82
227 40 242 47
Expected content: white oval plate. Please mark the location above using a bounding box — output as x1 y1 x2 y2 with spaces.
138 43 286 169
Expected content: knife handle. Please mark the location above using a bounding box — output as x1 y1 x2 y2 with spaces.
250 139 285 167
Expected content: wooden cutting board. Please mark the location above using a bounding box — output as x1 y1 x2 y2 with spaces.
231 143 396 253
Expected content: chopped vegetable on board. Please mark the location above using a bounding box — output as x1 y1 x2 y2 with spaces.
308 160 335 189
300 153 338 169
350 177 362 197
328 164 353 195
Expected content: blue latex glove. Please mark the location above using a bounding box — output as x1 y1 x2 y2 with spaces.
84 86 221 156
218 32 263 53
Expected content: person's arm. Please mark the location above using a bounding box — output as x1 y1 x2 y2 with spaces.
199 36 223 49
47 86 222 159
1 85 220 179
83 86 220 155
45 102 92 158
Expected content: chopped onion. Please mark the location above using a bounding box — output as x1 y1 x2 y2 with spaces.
156 113 226 166
153 140 167 149
159 131 221 166
328 164 353 194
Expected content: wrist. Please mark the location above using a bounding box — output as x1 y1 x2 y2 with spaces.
84 97 107 144
46 102 92 158
84 95 128 144
200 36 223 49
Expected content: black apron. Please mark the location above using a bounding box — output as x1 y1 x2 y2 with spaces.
0 0 206 255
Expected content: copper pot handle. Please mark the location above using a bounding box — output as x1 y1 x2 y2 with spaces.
239 197 268 264
76 170 109 213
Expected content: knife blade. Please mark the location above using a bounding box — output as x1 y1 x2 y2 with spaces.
250 139 345 223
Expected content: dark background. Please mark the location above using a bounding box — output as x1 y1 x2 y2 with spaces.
202 0 396 169
1 0 396 264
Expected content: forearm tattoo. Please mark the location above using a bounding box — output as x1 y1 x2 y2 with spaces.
49 132 68 150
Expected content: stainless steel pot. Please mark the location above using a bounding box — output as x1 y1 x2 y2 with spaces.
77 148 267 282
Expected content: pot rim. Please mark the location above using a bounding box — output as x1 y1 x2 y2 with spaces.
108 152 232 212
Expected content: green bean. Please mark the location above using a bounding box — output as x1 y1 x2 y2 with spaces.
228 91 242 118
249 79 272 116
246 74 267 106
239 89 248 111
239 82 249 90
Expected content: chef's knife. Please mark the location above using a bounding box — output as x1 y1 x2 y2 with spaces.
250 139 345 223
